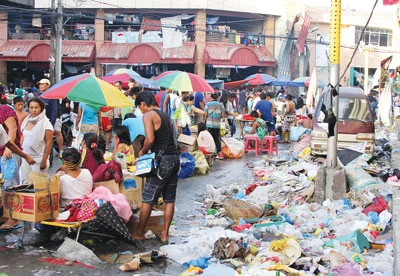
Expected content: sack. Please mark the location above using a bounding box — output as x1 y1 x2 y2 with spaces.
183 124 191 136
135 152 158 177
92 160 123 183
75 198 98 222
178 152 195 178
223 199 264 220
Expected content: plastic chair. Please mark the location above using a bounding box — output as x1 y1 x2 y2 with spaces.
261 136 279 155
244 136 261 156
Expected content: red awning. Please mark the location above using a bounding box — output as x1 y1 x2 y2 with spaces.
97 42 195 64
0 40 95 62
203 43 276 67
224 79 252 89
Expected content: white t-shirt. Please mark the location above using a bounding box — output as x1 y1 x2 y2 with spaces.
252 96 261 110
0 125 10 147
22 119 53 158
60 169 93 207
197 130 216 154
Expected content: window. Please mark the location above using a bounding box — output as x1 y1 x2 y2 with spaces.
355 27 392 46
355 27 392 47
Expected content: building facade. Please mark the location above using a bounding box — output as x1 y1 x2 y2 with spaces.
0 0 398 89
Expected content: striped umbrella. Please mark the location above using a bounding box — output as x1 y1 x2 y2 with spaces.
153 71 214 93
41 73 133 110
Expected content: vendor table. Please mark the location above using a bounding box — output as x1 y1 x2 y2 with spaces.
235 117 254 140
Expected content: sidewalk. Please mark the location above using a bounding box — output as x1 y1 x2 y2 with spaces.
391 139 400 274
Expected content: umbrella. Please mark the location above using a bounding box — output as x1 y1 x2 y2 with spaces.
41 73 133 110
293 76 325 88
244 73 276 85
91 202 135 244
267 75 305 87
101 73 159 90
153 71 214 93
106 68 141 77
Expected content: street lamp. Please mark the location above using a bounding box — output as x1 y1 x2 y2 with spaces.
359 41 374 94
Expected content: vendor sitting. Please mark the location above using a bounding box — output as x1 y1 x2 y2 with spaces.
297 113 313 130
197 122 216 155
244 110 267 139
58 147 93 208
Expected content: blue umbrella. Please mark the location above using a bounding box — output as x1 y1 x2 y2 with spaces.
267 75 305 87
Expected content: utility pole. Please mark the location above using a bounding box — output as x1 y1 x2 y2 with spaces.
314 0 346 203
325 0 341 168
49 0 56 84
55 0 63 83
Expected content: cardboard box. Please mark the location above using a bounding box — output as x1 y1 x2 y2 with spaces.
177 134 198 152
3 173 60 222
93 180 120 194
120 173 144 209
128 210 164 235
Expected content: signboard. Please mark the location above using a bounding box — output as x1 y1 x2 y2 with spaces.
141 31 163 43
112 32 139 43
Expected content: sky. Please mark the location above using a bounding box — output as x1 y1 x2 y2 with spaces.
296 0 395 12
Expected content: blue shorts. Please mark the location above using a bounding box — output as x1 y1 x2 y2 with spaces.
266 121 276 132
142 154 180 204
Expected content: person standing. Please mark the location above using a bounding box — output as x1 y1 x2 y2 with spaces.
37 79 64 153
193 91 205 124
0 94 25 231
112 81 124 129
75 103 101 134
253 92 275 136
239 89 247 115
132 91 180 244
295 92 306 115
20 97 54 180
281 94 295 143
204 93 225 159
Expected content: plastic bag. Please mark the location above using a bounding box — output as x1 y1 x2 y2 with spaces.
290 126 307 142
178 152 195 178
0 157 16 180
172 105 191 128
345 163 377 192
221 138 244 159
189 150 209 175
54 237 102 265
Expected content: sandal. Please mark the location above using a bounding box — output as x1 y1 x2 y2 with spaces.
0 223 22 233
156 235 169 245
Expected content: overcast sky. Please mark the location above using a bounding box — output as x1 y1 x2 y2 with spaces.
298 0 395 12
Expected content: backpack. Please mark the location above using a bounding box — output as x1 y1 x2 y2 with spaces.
92 160 123 184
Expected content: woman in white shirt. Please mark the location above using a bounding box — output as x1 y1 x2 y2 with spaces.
20 97 53 180
57 147 93 208
197 122 216 155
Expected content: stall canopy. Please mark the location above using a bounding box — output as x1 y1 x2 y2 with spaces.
224 79 251 89
206 79 224 89
267 75 304 87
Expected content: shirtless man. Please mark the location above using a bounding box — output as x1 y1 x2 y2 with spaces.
281 94 295 143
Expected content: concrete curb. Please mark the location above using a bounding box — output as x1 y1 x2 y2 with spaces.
391 139 400 275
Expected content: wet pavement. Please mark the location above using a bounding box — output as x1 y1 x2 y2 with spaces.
0 144 275 276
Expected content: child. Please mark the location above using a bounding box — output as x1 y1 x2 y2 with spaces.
245 110 267 139
80 132 105 175
111 125 134 169
197 122 216 155
13 96 28 126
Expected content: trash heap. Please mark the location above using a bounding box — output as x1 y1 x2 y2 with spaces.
164 129 397 276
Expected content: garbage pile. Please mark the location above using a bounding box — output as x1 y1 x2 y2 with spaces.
165 129 397 275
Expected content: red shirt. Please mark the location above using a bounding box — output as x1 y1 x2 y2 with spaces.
0 105 22 154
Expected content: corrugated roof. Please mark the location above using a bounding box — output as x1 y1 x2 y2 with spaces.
0 40 95 62
203 43 276 67
0 40 44 58
97 42 195 64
